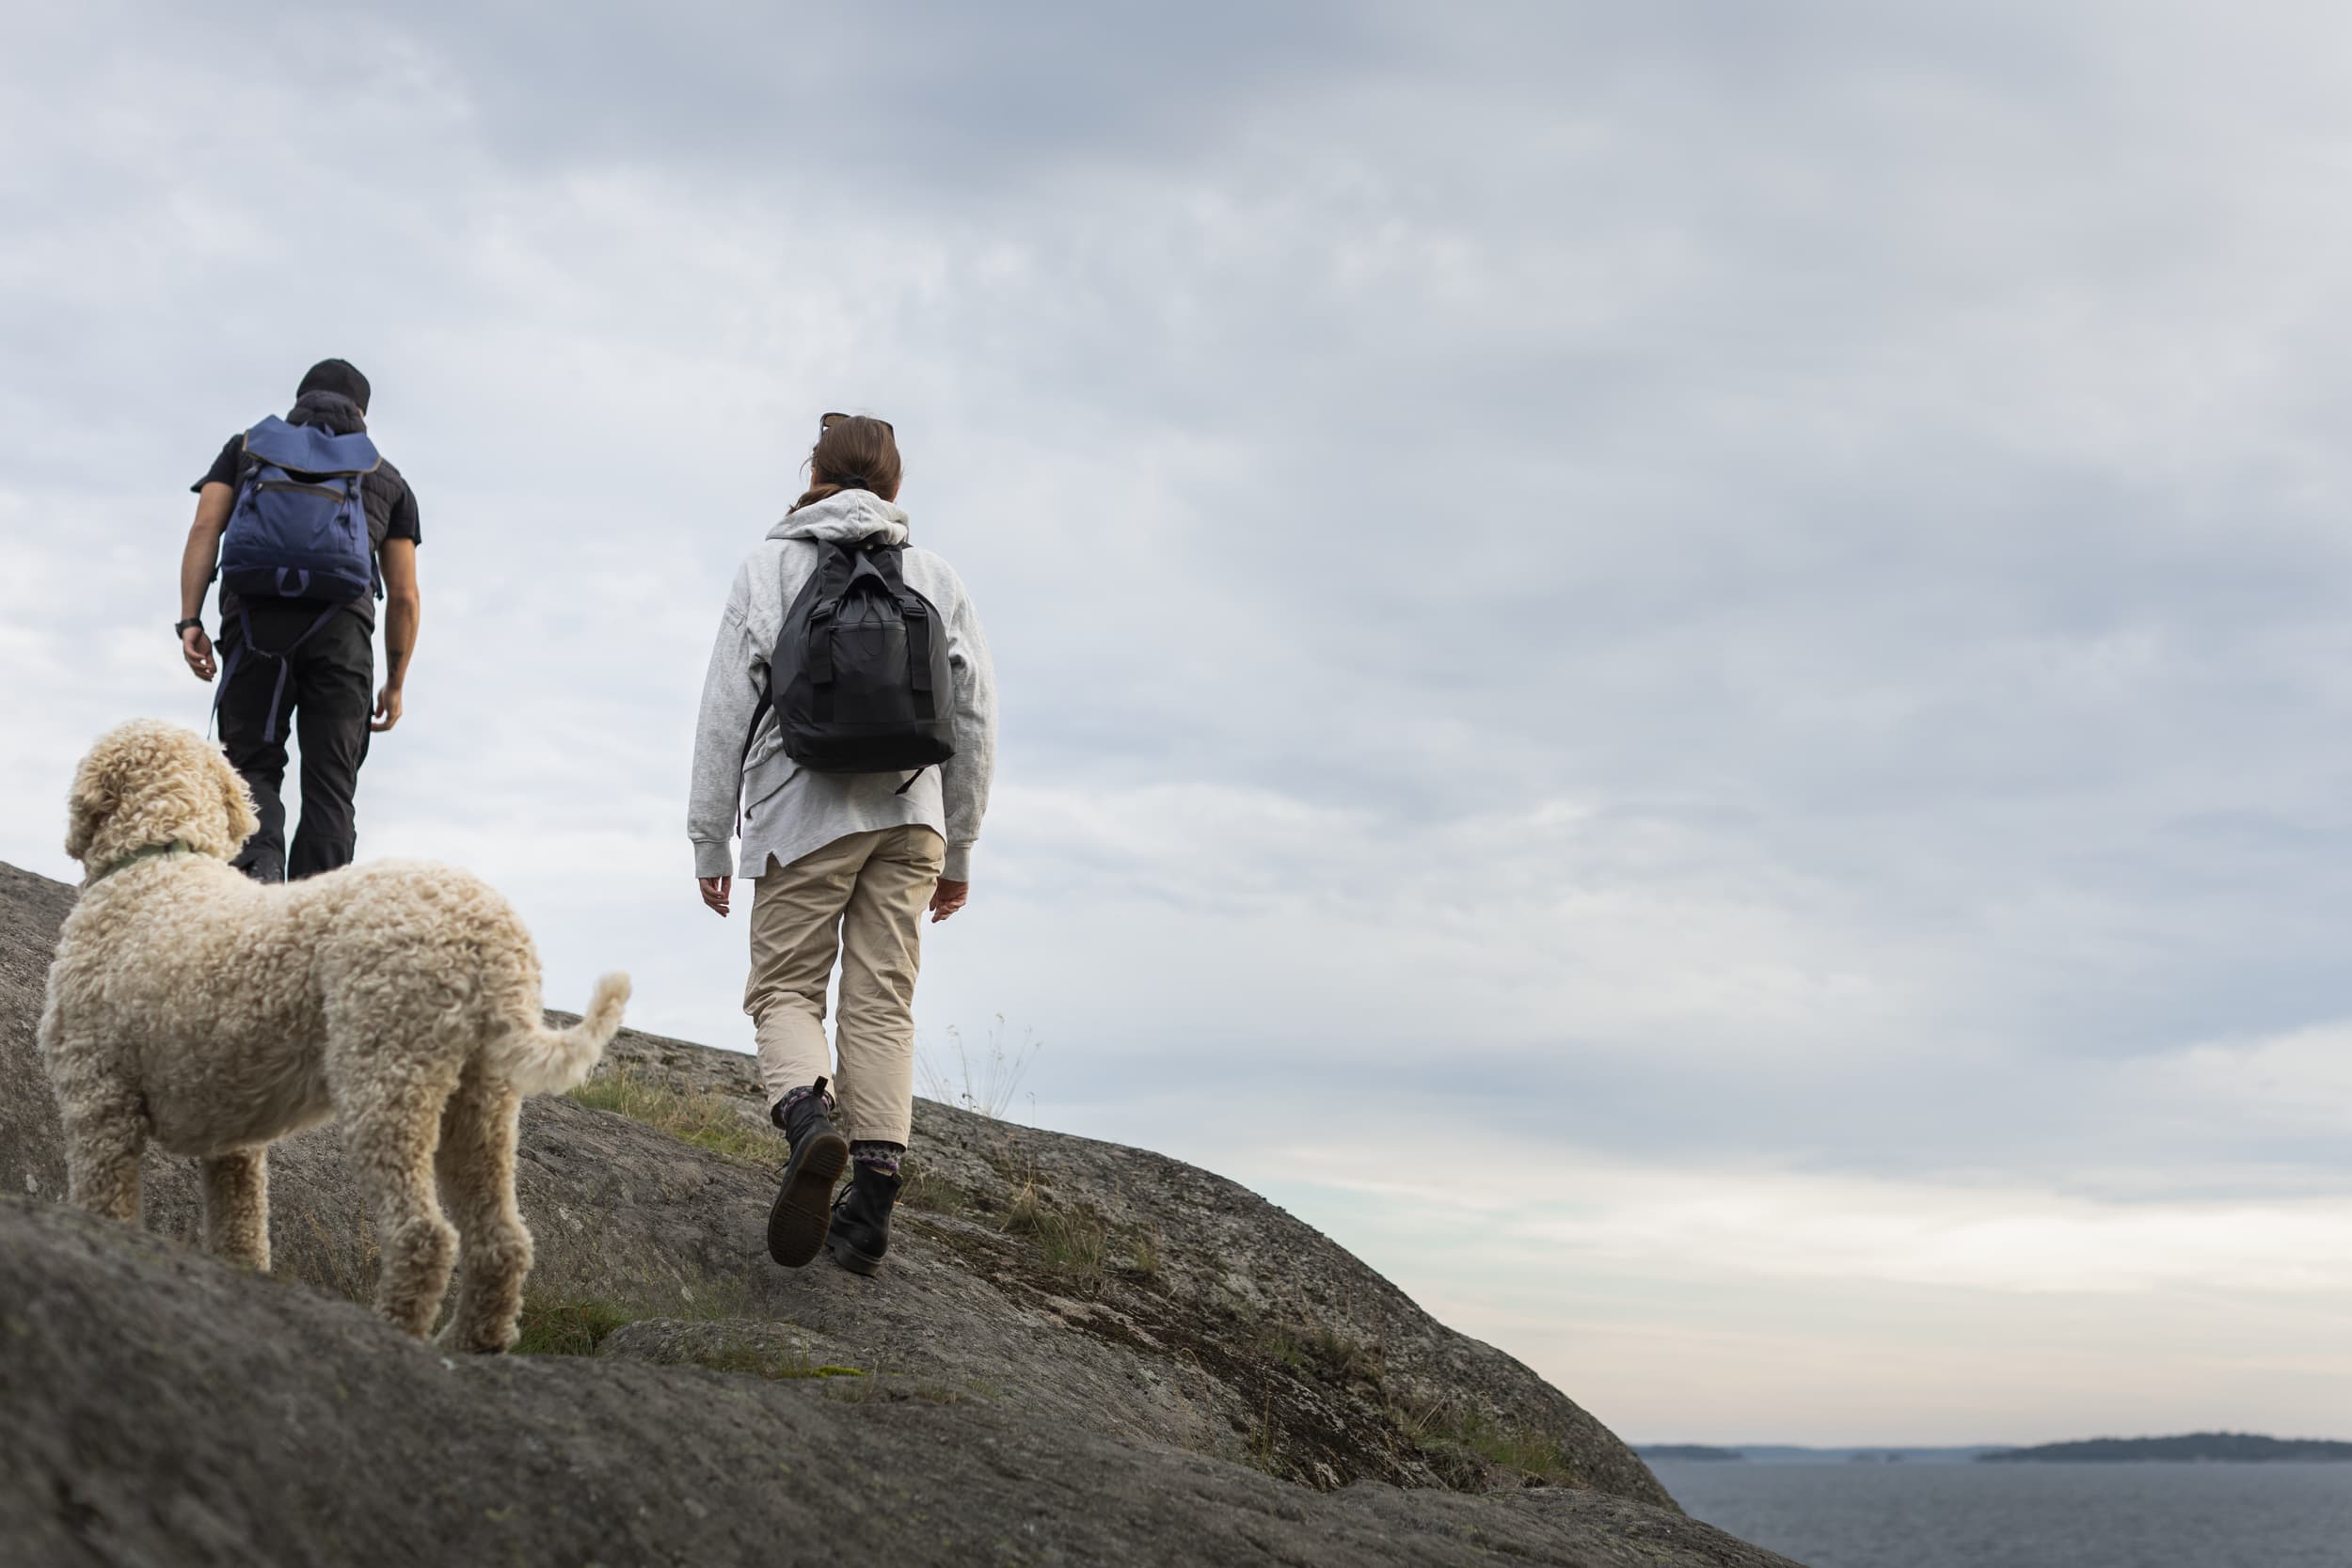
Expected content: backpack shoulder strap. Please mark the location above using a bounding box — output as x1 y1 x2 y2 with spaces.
740 542 839 776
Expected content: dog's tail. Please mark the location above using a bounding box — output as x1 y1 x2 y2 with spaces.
491 973 631 1096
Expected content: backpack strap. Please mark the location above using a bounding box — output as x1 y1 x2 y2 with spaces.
739 540 853 820
903 600 936 718
208 605 339 745
734 685 774 842
872 550 926 797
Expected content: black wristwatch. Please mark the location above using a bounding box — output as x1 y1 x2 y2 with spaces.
174 617 203 637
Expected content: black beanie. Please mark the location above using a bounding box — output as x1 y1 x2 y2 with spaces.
295 357 372 411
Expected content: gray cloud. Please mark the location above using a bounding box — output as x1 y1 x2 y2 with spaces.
6 0 2351 1438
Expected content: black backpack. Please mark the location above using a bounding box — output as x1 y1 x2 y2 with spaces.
751 538 956 779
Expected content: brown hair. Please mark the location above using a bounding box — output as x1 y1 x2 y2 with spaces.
789 415 903 512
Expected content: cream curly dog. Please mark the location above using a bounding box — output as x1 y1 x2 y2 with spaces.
39 719 629 1352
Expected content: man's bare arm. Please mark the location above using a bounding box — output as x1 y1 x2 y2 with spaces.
178 483 233 681
373 536 421 732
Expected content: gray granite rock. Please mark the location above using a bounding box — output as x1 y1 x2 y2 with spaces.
0 860 1801 1567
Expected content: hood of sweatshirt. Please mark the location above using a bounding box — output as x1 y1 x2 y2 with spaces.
769 490 910 546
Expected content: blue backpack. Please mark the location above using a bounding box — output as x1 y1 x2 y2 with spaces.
209 417 383 743
216 416 381 605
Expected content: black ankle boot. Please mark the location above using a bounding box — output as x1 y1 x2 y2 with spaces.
827 1163 902 1275
767 1080 849 1268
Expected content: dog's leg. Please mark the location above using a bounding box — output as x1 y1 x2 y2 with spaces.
200 1148 271 1272
61 1083 149 1227
434 1066 532 1354
344 1099 460 1338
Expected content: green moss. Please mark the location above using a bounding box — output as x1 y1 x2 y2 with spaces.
514 1298 868 1385
678 1339 867 1382
568 1068 779 1169
513 1297 638 1356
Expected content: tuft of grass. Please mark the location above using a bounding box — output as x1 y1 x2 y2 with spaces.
915 1014 1043 1120
1307 1323 1383 1387
1249 1393 1281 1476
1449 1407 1574 1483
1001 1180 1045 1234
569 1068 778 1169
998 1178 1111 1286
1256 1321 1308 1371
1123 1228 1161 1279
1392 1392 1579 1487
1253 1317 1384 1387
514 1296 638 1355
897 1162 970 1216
1040 1207 1108 1279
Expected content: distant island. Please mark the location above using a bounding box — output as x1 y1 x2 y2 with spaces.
1643 1445 2003 1464
1980 1433 2352 1464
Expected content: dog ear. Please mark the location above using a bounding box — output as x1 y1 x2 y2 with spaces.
63 759 116 863
213 747 259 851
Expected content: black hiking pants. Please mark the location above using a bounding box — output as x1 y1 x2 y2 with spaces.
215 609 373 883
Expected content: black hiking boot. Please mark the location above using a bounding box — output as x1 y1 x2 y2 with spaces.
767 1080 850 1268
827 1163 902 1275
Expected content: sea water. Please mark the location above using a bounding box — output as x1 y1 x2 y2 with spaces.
1649 1458 2352 1568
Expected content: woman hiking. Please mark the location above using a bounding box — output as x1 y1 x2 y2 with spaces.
688 413 998 1275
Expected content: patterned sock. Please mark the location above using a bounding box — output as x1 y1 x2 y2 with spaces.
771 1078 834 1130
851 1140 904 1178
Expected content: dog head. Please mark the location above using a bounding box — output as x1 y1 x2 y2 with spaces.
66 720 260 873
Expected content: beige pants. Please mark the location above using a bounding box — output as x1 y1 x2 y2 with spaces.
743 825 945 1146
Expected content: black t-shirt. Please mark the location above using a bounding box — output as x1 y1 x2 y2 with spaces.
194 406 421 633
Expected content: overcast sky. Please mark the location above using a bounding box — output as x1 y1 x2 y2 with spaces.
6 0 2350 1446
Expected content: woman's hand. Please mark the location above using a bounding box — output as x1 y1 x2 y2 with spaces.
929 879 969 923
699 876 732 917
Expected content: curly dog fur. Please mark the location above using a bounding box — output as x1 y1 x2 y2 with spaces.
38 719 629 1352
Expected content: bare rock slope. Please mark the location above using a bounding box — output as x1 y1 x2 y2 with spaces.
0 860 1797 1568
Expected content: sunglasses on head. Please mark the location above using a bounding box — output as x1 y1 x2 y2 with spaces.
821 412 894 436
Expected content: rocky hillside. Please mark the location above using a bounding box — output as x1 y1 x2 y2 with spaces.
0 860 1798 1567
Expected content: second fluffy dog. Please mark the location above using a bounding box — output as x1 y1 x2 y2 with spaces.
39 719 628 1352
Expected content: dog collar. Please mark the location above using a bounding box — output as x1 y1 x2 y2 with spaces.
87 840 198 887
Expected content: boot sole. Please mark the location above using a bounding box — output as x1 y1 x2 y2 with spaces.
767 1132 850 1267
827 1230 884 1275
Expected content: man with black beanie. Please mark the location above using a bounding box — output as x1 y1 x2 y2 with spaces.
176 357 424 881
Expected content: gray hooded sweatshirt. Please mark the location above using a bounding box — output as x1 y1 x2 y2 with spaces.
688 492 997 883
